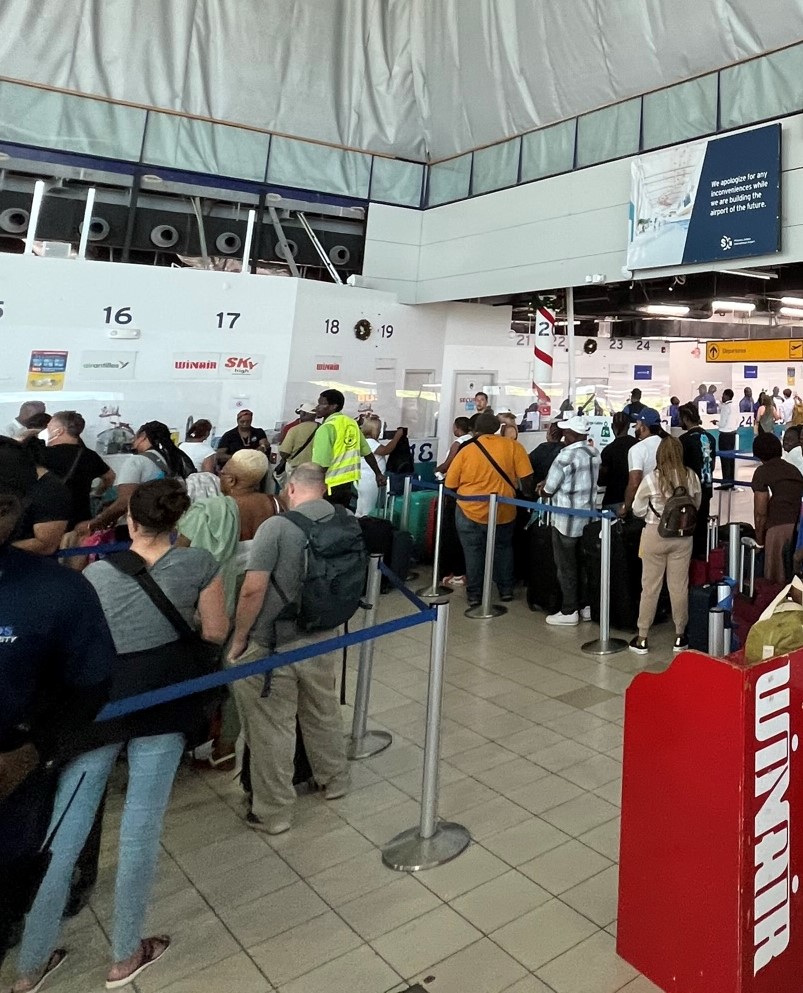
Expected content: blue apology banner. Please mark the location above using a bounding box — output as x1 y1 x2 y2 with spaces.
627 124 781 270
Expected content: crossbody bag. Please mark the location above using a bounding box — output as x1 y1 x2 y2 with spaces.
463 437 518 492
276 426 318 479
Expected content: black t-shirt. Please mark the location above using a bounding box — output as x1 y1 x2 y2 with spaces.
529 441 564 484
752 458 803 530
681 427 717 490
218 426 268 455
0 547 114 744
40 445 110 528
622 401 645 421
599 435 637 506
13 472 72 543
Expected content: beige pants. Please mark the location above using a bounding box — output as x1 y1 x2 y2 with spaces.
637 525 693 638
231 638 349 822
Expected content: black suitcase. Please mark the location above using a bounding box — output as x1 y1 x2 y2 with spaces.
525 519 562 614
688 584 718 651
582 517 644 630
388 528 415 585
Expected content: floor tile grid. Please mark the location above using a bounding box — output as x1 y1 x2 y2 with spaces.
19 588 679 993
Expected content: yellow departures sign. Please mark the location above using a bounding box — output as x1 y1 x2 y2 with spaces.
706 339 803 363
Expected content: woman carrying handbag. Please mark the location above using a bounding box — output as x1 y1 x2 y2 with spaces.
13 479 229 992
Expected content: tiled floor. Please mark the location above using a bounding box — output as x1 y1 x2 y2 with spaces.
1 587 679 993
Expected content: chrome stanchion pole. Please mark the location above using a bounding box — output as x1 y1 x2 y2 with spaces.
417 482 451 600
347 555 392 760
582 515 628 656
465 493 506 619
400 475 413 533
382 601 470 870
727 522 741 580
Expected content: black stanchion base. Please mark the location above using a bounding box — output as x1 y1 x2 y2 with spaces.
346 730 393 761
581 637 629 657
382 821 471 871
465 603 507 619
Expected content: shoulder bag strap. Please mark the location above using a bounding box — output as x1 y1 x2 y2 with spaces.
107 551 197 639
464 437 517 492
61 448 84 485
286 425 318 463
267 510 310 606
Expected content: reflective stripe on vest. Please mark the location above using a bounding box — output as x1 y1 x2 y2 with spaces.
324 414 362 492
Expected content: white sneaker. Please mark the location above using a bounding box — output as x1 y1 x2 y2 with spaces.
580 606 592 622
546 610 579 626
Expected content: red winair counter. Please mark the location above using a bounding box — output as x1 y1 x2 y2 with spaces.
618 648 803 993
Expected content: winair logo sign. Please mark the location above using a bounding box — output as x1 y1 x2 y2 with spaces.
754 661 797 975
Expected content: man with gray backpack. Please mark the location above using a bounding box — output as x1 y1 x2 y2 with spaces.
227 462 366 835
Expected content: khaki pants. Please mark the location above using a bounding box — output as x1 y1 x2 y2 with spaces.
637 525 693 638
230 638 349 822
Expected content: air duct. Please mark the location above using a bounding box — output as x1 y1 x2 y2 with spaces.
150 224 179 249
328 245 351 266
78 216 110 242
215 231 242 255
0 207 29 234
274 239 298 260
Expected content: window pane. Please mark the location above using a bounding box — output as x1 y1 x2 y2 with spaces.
0 81 145 160
577 98 641 168
142 113 270 181
267 138 371 198
370 157 424 206
520 120 576 181
427 154 471 206
721 43 803 129
643 75 717 150
471 139 519 195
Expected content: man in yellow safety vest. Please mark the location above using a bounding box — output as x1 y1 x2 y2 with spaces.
312 389 386 506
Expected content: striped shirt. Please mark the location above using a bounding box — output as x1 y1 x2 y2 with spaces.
543 441 600 537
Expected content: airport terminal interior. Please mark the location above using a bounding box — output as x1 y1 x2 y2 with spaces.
3 3 803 992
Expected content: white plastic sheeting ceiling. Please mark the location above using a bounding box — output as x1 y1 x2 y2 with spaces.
1 0 802 161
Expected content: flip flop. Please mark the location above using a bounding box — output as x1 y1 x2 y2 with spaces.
12 949 68 993
105 936 170 990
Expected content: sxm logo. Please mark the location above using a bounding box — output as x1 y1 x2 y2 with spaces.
753 661 796 975
0 626 18 643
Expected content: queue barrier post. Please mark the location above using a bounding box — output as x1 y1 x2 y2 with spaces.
400 475 413 533
382 600 471 870
465 492 507 620
582 515 628 657
416 482 452 601
347 555 392 760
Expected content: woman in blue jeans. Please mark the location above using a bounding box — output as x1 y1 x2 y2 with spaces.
14 480 228 991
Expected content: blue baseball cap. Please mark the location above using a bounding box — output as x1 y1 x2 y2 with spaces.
635 407 661 427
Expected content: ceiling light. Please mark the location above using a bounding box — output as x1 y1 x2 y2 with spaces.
781 297 803 307
714 268 777 280
142 174 163 184
712 300 755 314
641 304 690 317
780 307 803 319
0 152 9 162
266 193 283 203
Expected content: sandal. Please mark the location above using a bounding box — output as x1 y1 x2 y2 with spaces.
12 949 68 993
105 936 170 990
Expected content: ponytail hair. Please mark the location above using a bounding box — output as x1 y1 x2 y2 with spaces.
137 421 186 478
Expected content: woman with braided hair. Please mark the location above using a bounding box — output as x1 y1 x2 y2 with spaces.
81 422 194 539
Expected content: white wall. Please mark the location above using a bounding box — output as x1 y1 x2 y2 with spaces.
362 113 803 304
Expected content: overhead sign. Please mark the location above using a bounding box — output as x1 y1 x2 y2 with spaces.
628 124 782 270
707 340 803 363
744 365 758 379
634 364 652 381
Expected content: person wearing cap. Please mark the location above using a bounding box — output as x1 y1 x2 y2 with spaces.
621 408 664 517
216 410 269 466
278 404 319 472
3 402 46 441
445 411 534 607
312 389 385 506
538 415 600 626
0 438 114 967
621 389 645 422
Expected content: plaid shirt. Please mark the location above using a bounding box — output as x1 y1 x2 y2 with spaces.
543 441 600 537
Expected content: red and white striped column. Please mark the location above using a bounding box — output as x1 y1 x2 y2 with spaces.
532 307 556 416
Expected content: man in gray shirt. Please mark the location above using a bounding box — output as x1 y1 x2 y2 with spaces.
228 463 349 835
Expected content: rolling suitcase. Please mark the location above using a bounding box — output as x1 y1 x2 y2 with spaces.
525 511 562 614
582 517 644 630
687 584 717 650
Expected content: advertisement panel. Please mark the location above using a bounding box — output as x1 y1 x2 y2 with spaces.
78 350 137 379
27 350 68 390
627 124 781 270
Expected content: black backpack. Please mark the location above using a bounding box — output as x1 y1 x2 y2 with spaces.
650 486 698 538
274 506 367 631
